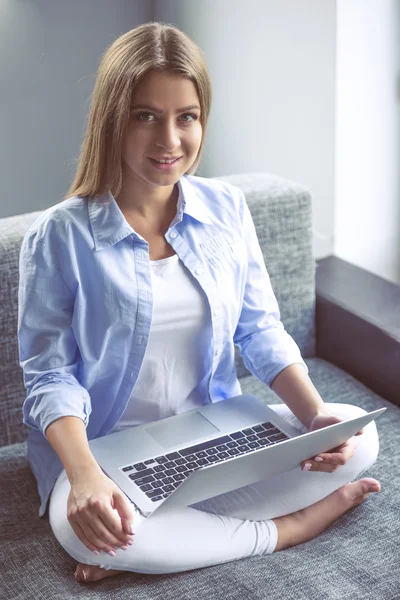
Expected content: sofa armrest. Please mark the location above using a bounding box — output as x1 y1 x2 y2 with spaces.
316 255 400 407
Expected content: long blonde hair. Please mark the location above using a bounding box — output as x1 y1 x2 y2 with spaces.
65 22 212 200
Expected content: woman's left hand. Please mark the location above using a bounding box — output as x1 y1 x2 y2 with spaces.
300 414 365 473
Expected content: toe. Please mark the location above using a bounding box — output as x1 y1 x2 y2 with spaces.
359 477 381 493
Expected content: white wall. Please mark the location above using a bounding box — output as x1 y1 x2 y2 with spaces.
0 0 150 218
336 0 400 284
155 0 337 259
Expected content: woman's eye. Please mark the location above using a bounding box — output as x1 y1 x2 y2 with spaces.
136 112 199 123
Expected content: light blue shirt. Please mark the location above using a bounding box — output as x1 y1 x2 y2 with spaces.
18 174 308 517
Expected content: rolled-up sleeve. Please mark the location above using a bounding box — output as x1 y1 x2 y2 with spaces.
233 190 309 386
18 228 92 438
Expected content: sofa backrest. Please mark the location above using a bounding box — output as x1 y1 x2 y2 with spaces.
0 173 316 447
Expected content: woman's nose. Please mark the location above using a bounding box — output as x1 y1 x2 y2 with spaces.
156 121 180 150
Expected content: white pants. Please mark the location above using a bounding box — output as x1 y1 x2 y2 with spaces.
49 403 380 574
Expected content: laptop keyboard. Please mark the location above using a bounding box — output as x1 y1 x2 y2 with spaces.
120 421 289 503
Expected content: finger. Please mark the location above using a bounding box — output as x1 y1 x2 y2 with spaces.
113 491 136 536
312 443 356 466
355 428 365 436
95 504 134 547
302 461 341 473
69 518 102 554
75 511 122 554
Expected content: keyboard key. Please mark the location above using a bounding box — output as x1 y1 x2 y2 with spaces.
165 468 177 476
162 476 174 484
252 425 265 433
166 452 181 460
175 457 186 465
258 438 270 446
230 431 245 440
175 465 189 473
150 495 163 502
195 451 207 458
154 465 167 472
139 483 152 492
164 462 176 469
268 433 287 442
207 455 219 462
154 473 166 480
174 473 186 481
274 433 289 441
134 475 155 486
226 441 238 448
163 484 175 492
133 462 147 471
185 454 197 462
257 430 274 440
216 444 228 451
238 444 249 453
162 493 170 498
247 434 258 442
197 458 209 466
129 468 154 480
151 481 163 489
155 456 168 464
122 465 134 472
206 448 218 455
242 428 254 435
179 435 232 456
186 462 198 469
228 448 240 456
172 481 181 489
148 488 163 498
217 451 229 459
261 422 275 431
248 441 261 448
268 428 282 436
145 458 156 465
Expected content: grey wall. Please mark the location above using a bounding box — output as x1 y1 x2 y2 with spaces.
0 0 150 218
154 0 337 260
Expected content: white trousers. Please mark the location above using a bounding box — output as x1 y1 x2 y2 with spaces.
49 403 380 574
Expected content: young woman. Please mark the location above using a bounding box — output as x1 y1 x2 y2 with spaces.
18 22 381 584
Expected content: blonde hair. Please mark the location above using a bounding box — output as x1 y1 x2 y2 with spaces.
65 22 212 200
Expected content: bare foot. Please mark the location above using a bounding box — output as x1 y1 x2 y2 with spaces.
273 477 381 552
74 562 125 583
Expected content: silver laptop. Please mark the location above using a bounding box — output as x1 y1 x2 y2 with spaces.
88 394 386 517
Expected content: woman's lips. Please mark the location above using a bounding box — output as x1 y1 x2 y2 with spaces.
149 157 182 170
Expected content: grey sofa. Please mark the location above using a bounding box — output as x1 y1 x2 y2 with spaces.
1 172 399 599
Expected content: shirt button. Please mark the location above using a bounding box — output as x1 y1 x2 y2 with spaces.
170 231 177 239
215 349 220 357
195 267 203 275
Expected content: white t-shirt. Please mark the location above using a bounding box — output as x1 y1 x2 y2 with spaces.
110 253 213 432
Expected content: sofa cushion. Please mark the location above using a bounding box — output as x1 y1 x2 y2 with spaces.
1 358 397 599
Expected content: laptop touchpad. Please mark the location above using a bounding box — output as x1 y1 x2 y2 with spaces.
145 411 220 449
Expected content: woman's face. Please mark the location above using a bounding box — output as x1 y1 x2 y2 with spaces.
121 71 203 189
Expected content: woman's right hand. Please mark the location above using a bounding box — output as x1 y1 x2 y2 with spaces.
67 468 136 555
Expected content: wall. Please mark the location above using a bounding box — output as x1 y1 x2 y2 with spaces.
0 0 150 218
335 0 400 284
154 0 337 259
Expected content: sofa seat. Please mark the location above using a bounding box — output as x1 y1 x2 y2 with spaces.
1 357 398 600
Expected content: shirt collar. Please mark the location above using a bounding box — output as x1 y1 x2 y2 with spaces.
88 175 213 251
